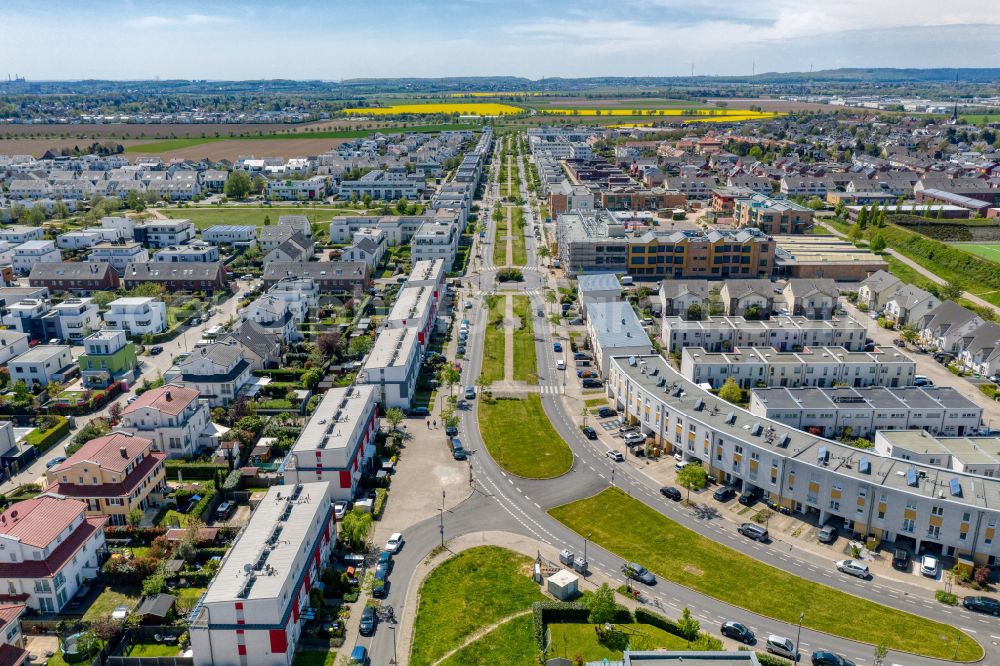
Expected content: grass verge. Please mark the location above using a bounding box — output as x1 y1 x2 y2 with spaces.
480 295 506 384
511 207 527 266
512 295 537 383
549 488 981 661
410 547 545 666
548 622 690 662
493 209 509 266
478 395 573 478
438 614 536 666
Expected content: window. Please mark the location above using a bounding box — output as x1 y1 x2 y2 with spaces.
931 506 943 517
901 518 915 533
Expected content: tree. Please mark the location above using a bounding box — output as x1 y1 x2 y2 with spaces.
717 377 743 405
348 334 374 358
340 508 373 550
901 323 919 345
848 224 863 243
677 464 708 503
869 231 886 253
88 615 123 648
586 583 617 624
142 573 166 597
939 280 964 302
678 607 700 641
108 401 123 424
438 364 460 397
686 303 703 321
857 207 869 230
126 507 144 527
224 170 253 200
384 407 405 431
441 406 459 431
316 331 342 358
974 565 991 587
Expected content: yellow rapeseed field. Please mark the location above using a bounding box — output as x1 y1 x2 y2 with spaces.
344 103 523 116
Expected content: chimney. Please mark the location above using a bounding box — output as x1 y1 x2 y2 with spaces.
120 446 128 458
165 390 172 401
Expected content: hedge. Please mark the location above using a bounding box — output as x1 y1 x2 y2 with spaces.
189 487 218 521
24 416 70 452
532 601 632 650
373 488 388 520
164 460 227 480
755 651 794 666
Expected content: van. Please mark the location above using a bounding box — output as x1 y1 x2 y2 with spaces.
766 635 797 660
449 438 467 461
620 276 634 286
675 460 691 472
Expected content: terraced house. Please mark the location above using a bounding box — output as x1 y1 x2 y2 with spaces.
44 432 166 525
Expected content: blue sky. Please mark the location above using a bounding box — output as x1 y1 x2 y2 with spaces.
2 0 999 80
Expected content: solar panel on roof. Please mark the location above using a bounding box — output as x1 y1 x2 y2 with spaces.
906 469 918 487
750 422 762 436
950 478 963 497
859 457 871 474
725 411 736 425
694 399 705 412
818 446 829 463
777 434 790 448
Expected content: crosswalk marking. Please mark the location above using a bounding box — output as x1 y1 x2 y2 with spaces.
538 385 564 395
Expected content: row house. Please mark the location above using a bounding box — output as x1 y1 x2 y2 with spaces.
88 242 149 274
661 315 867 353
122 262 228 294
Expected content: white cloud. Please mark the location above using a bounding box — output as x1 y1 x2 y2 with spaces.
128 13 232 29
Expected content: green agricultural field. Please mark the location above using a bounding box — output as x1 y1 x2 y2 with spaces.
953 242 1000 263
159 206 361 231
550 488 981 661
478 395 573 478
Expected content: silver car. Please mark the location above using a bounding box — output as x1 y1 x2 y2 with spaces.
836 559 870 579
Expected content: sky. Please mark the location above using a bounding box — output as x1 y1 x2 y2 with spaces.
2 0 1000 80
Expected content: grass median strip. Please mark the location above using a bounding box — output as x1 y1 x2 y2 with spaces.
511 206 527 266
478 394 573 478
410 547 545 666
479 294 506 384
493 210 508 266
549 488 981 661
511 295 537 383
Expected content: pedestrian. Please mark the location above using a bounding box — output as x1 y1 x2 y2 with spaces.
433 419 437 428
426 419 430 429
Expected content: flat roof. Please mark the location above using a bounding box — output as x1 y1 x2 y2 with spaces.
11 344 70 363
203 482 329 604
292 385 374 454
879 431 1000 467
364 326 419 371
578 272 621 294
387 285 433 324
588 301 651 349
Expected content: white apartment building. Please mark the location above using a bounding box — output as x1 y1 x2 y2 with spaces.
338 168 425 200
119 384 211 458
100 216 135 241
384 284 439 348
586 300 653 373
176 343 253 407
410 221 458 267
12 241 60 274
750 386 983 439
875 431 1000 478
406 259 447 289
44 297 102 341
0 496 106 612
681 346 916 390
136 219 196 248
661 315 867 354
201 225 258 247
282 385 378 501
153 243 220 264
0 226 43 245
9 345 74 387
103 297 167 336
607 353 1000 564
0 331 30 367
2 298 49 335
360 326 420 409
88 242 150 274
242 295 298 343
56 229 115 250
190 483 334 666
266 176 327 201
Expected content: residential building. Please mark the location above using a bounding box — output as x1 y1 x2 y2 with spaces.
406 259 447 290
153 243 220 264
359 326 421 409
958 322 1000 377
122 262 227 294
586 301 653 373
658 281 711 317
103 297 168 337
874 431 1000 478
782 279 840 319
190 482 335 666
711 187 756 215
133 219 196 248
241 295 297 343
44 432 166 525
884 284 941 325
8 345 75 388
0 226 43 245
262 262 371 293
87 242 149 274
282 385 379 500
56 229 116 250
718 279 775 317
41 297 101 342
1 299 50 339
680 345 916 390
857 270 902 311
266 176 327 201
338 168 425 200
28 262 120 295
119 384 212 458
733 194 813 234
0 495 106 612
201 225 257 247
176 342 253 407
918 301 985 354
661 315 867 353
12 241 60 275
78 330 139 389
276 216 312 238
220 321 282 371
577 273 622 316
263 234 314 264
772 236 887 281
750 386 983 439
99 216 135 241
410 221 458 267
384 284 440 348
607 353 1000 563
340 234 385 268
0 332 29 367
0 603 27 665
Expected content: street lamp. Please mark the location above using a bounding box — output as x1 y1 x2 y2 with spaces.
583 532 592 577
389 625 397 665
794 612 804 661
439 490 446 547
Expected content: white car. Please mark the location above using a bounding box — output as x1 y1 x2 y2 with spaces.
623 432 646 445
920 554 940 577
385 532 404 553
606 450 625 462
334 501 347 520
836 559 870 579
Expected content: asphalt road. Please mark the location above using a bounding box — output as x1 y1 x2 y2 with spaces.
357 140 1000 666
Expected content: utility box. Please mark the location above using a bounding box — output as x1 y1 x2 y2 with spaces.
547 569 579 601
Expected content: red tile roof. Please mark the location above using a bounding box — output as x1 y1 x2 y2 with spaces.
122 384 199 417
0 644 27 666
50 432 154 475
0 516 105 579
0 497 87 548
0 604 23 633
46 451 165 500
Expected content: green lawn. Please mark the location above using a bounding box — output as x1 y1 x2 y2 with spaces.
511 207 527 266
410 547 546 666
584 397 608 408
159 206 361 231
493 211 508 266
547 622 691 662
952 242 1000 263
480 295 506 384
292 651 335 666
438 614 537 666
83 585 140 622
478 395 573 478
511 295 537 383
549 488 981 661
128 642 182 657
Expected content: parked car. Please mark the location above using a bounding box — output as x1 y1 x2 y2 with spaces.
465 386 476 400
817 525 838 544
713 486 735 502
660 486 682 501
606 450 624 462
215 501 235 521
359 606 377 636
738 489 759 506
892 338 905 347
964 596 1000 615
149 345 164 355
622 562 656 585
574 353 591 361
378 550 392 567
385 532 404 553
812 651 855 666
334 501 347 520
892 548 910 570
46 456 67 470
920 554 940 578
581 426 597 440
577 370 599 378
582 378 603 389
913 375 934 387
597 407 616 418
720 621 755 644
349 645 369 665
553 342 562 352
738 523 768 542
765 635 797 661
836 559 870 579
409 407 430 417
457 345 466 355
